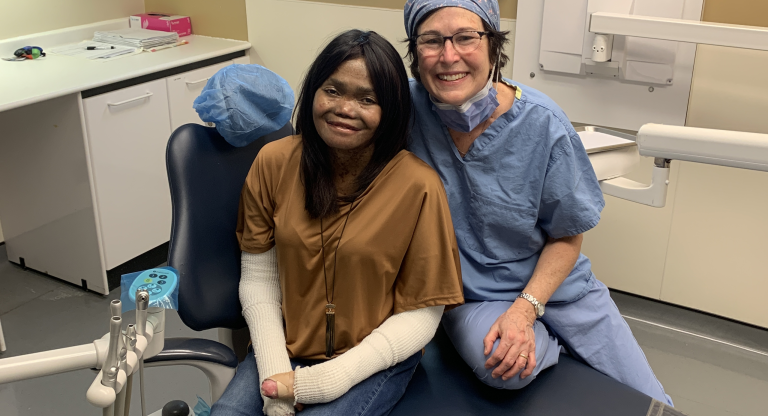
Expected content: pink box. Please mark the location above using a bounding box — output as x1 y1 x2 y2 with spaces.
129 14 192 37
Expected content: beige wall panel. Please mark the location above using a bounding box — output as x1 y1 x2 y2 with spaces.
246 0 515 96
300 0 406 9
686 45 768 134
582 156 680 299
499 0 518 20
702 0 768 27
661 162 768 328
660 44 768 327
145 0 249 41
0 0 143 40
299 0 518 19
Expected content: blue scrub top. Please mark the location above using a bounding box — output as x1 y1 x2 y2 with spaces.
408 79 605 304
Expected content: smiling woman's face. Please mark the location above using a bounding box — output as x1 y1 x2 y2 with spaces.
313 58 382 152
416 7 492 106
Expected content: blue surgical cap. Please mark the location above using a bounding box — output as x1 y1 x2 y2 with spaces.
404 0 501 38
193 64 294 147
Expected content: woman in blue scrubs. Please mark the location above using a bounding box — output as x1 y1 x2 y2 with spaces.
404 0 672 405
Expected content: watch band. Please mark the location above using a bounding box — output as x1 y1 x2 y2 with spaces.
518 292 544 318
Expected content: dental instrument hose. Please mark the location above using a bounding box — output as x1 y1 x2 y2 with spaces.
140 359 146 416
136 290 149 416
102 366 118 416
114 347 128 416
123 325 137 416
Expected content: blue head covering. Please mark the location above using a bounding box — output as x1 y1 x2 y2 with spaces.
193 64 294 147
404 0 500 38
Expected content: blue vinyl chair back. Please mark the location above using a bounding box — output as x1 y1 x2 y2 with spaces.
165 123 293 331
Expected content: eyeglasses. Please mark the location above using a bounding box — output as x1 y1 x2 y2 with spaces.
414 31 490 57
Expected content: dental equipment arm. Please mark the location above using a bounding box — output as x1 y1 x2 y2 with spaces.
0 289 164 412
600 124 768 207
589 12 768 54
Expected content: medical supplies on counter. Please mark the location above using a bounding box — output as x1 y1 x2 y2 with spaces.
130 13 192 37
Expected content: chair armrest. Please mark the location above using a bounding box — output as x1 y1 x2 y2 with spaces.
145 337 238 368
144 338 238 403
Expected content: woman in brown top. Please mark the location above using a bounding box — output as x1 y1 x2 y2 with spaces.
210 30 463 416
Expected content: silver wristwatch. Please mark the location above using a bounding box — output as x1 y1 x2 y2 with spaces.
518 292 545 318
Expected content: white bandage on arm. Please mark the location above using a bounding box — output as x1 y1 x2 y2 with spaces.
240 248 294 416
293 304 444 404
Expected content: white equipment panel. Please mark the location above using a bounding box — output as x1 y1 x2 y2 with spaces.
513 0 704 131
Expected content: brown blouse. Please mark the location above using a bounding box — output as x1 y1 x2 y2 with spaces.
237 135 463 359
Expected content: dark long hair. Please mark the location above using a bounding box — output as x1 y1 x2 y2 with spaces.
295 30 412 219
405 10 510 83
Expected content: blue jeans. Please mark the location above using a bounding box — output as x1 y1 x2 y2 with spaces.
442 276 673 406
211 349 422 416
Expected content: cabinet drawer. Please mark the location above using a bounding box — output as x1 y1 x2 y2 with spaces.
82 79 172 269
232 55 250 65
167 61 233 131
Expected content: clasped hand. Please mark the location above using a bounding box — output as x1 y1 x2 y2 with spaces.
262 371 304 411
483 301 538 381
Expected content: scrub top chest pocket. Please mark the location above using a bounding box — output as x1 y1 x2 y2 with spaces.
464 191 544 262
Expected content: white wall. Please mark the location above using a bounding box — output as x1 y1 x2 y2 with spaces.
245 0 515 96
0 0 143 40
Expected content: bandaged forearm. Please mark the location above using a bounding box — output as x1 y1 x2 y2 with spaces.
240 249 294 416
293 304 444 404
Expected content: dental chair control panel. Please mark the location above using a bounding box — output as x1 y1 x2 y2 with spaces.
129 268 179 303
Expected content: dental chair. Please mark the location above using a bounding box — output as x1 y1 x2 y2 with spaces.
154 122 666 416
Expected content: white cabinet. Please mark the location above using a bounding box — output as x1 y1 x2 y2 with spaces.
166 61 232 131
83 79 173 269
79 60 239 272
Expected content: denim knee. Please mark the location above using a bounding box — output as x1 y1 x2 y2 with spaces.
472 361 535 390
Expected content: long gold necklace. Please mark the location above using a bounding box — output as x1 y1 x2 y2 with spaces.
319 202 356 358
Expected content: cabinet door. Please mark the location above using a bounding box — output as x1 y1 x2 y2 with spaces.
83 79 172 269
167 61 232 131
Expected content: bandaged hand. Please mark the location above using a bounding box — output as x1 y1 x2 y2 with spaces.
263 371 305 412
262 371 295 401
263 396 296 416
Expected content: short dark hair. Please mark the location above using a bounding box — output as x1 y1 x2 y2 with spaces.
294 30 412 219
405 9 510 83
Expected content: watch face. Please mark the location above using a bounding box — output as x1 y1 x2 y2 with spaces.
536 304 545 317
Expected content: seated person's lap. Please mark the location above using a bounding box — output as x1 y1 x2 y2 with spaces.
211 350 422 416
442 301 563 389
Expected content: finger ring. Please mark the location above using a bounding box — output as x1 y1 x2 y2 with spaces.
518 353 528 360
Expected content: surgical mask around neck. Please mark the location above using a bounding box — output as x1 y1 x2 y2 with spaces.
430 76 500 133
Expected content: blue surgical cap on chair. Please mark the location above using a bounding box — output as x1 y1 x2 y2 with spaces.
193 64 294 147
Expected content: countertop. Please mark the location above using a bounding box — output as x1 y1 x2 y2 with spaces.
0 20 250 112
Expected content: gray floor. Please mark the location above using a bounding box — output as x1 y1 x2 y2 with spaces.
1 244 767 416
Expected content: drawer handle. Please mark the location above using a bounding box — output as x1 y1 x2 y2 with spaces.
185 78 210 86
107 92 153 107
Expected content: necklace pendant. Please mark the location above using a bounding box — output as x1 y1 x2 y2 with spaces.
325 303 336 358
